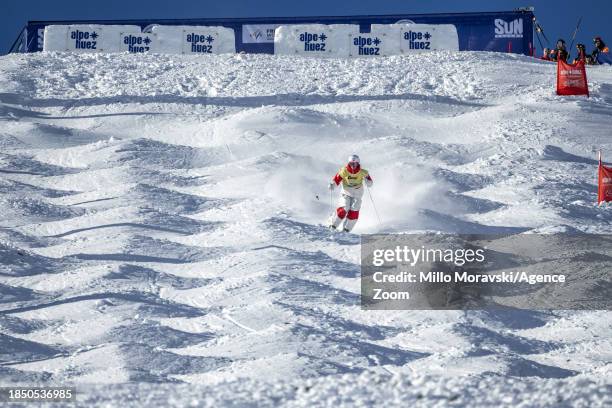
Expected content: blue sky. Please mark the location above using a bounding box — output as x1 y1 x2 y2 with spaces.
3 0 611 54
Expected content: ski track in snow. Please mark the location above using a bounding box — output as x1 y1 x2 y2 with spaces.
0 51 611 405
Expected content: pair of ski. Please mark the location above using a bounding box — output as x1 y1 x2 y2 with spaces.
316 193 353 234
325 214 353 234
328 224 351 234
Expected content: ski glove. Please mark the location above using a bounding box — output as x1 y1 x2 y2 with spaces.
365 178 373 187
328 182 336 191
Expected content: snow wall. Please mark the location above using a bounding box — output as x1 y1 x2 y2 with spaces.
26 10 534 55
43 25 236 54
43 25 143 53
43 23 459 57
274 24 459 57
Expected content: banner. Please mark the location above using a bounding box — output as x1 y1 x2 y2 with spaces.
274 24 356 57
598 156 612 204
150 25 236 54
119 32 157 53
347 24 458 57
347 31 393 57
395 24 459 53
556 59 589 97
242 24 278 43
43 25 143 52
276 23 458 57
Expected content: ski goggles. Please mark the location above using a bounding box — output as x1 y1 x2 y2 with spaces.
348 161 359 168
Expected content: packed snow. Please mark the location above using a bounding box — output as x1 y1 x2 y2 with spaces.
0 50 611 406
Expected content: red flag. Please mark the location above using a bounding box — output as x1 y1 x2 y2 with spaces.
599 155 612 204
557 59 589 97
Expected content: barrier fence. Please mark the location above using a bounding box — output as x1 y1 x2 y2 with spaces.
10 10 535 56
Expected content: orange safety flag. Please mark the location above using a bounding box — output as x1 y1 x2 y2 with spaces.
598 153 612 204
557 59 589 97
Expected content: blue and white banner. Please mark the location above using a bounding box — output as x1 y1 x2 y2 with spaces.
347 24 459 57
348 31 390 57
149 25 236 54
242 24 278 44
396 24 459 53
43 25 143 52
67 27 102 52
494 17 524 39
276 23 459 57
182 30 220 54
274 24 356 57
44 25 235 55
119 32 156 53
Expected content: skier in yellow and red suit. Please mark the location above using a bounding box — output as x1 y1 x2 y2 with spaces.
328 154 373 232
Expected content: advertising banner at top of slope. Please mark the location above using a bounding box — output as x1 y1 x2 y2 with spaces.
150 25 236 54
349 24 459 57
274 23 459 57
23 10 534 55
43 25 236 55
242 24 279 44
273 24 356 57
43 25 144 53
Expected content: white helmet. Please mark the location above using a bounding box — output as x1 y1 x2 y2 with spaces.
347 154 360 169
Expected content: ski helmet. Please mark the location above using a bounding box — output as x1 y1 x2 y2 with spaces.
348 154 360 169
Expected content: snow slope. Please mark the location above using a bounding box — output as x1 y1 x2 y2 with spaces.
0 50 611 406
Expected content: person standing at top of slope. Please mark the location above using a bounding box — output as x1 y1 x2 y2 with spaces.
591 36 609 60
328 154 373 232
573 43 587 63
555 39 569 62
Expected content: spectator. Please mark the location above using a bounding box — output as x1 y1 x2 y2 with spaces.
591 36 609 60
541 47 552 60
555 39 569 62
549 48 558 61
573 43 586 63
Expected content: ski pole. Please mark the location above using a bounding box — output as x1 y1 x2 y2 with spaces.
531 17 544 52
534 18 550 47
568 16 582 53
365 185 382 226
329 189 333 215
533 26 544 53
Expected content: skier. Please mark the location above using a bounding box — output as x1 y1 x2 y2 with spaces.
327 154 373 232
